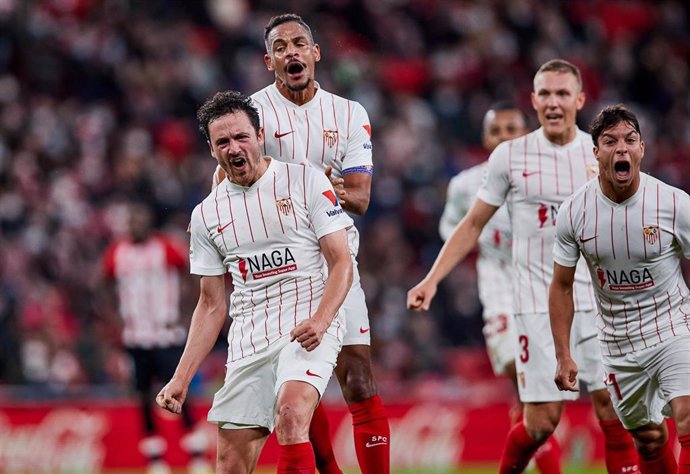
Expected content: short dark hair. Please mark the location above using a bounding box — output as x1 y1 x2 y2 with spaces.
196 91 261 141
264 13 314 52
488 101 528 123
535 59 583 90
590 104 642 145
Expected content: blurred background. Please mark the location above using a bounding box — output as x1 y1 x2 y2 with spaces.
0 0 689 471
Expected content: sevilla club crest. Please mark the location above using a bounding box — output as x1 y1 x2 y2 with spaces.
643 225 659 245
276 198 292 216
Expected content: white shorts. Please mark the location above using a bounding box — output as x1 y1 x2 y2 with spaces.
602 334 690 430
207 333 341 431
514 311 606 402
483 311 517 376
336 227 370 346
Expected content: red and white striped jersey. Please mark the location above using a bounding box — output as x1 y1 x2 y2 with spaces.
102 234 187 348
189 159 353 361
477 127 599 315
250 84 373 179
553 173 690 355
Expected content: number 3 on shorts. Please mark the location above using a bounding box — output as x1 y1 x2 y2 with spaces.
519 335 529 363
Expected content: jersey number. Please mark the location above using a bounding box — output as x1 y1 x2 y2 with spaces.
519 335 529 363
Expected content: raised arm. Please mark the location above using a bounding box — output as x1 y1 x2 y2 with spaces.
407 198 497 311
549 262 579 392
156 274 227 413
291 228 353 351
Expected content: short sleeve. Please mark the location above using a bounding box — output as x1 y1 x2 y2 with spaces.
476 141 511 208
304 169 353 239
189 204 226 276
341 102 373 175
552 198 581 268
674 191 690 259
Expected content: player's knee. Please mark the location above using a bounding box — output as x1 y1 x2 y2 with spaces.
216 450 251 474
631 425 667 459
590 388 617 420
336 347 377 403
275 402 311 444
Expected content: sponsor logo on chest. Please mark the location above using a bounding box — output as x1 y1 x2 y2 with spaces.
239 248 297 281
596 266 655 291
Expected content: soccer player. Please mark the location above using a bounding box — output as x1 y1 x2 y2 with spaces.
214 13 389 474
102 202 211 474
552 104 690 473
408 59 638 473
156 91 353 473
439 103 562 472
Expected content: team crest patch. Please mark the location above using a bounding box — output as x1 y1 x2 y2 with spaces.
323 129 338 148
586 164 599 179
643 225 659 245
276 198 292 216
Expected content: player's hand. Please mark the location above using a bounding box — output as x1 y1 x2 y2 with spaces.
212 165 226 189
325 165 347 206
554 356 579 392
156 378 188 414
291 318 328 351
406 280 437 311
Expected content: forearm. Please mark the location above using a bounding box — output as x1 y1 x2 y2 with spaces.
173 300 227 385
425 215 482 285
342 184 370 215
549 285 575 359
312 258 353 325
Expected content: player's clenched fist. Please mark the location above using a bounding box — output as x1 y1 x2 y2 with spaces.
291 318 328 352
406 280 437 311
554 356 580 392
156 379 188 414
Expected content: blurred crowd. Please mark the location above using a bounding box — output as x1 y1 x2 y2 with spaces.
1 0 689 402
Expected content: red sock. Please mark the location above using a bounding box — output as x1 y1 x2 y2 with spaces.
499 421 546 474
349 395 390 474
678 434 690 473
277 442 315 474
639 439 677 474
534 436 562 474
309 403 342 474
600 419 640 474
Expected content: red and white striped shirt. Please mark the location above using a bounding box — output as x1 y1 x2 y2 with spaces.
250 83 373 179
554 173 690 355
477 127 599 315
189 159 352 361
102 234 187 348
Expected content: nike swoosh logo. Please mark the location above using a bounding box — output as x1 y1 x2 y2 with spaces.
365 441 388 448
522 171 540 177
306 369 322 378
579 235 598 243
274 130 294 139
359 326 370 334
217 221 233 233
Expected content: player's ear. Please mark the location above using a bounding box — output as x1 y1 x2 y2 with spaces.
313 43 321 63
576 91 586 110
264 53 274 71
530 91 538 111
257 127 265 146
207 140 216 159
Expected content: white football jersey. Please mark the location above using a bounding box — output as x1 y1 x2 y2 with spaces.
250 83 373 180
189 159 353 361
554 173 690 356
477 128 599 315
439 162 513 314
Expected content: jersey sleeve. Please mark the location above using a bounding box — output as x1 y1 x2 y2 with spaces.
674 190 690 259
552 198 581 268
439 173 469 241
189 204 226 276
341 102 374 176
476 141 511 208
305 168 353 239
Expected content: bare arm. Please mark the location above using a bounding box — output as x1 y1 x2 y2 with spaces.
156 274 227 413
406 198 497 310
550 262 579 392
291 229 353 351
325 166 371 215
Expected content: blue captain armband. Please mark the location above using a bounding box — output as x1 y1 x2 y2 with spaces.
342 165 374 176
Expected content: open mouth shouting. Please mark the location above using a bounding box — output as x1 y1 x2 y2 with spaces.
286 60 306 81
230 156 247 169
613 160 631 181
545 112 563 125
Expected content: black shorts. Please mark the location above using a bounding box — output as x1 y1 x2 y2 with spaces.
126 345 184 392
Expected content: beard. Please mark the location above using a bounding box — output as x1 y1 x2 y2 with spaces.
286 77 311 92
